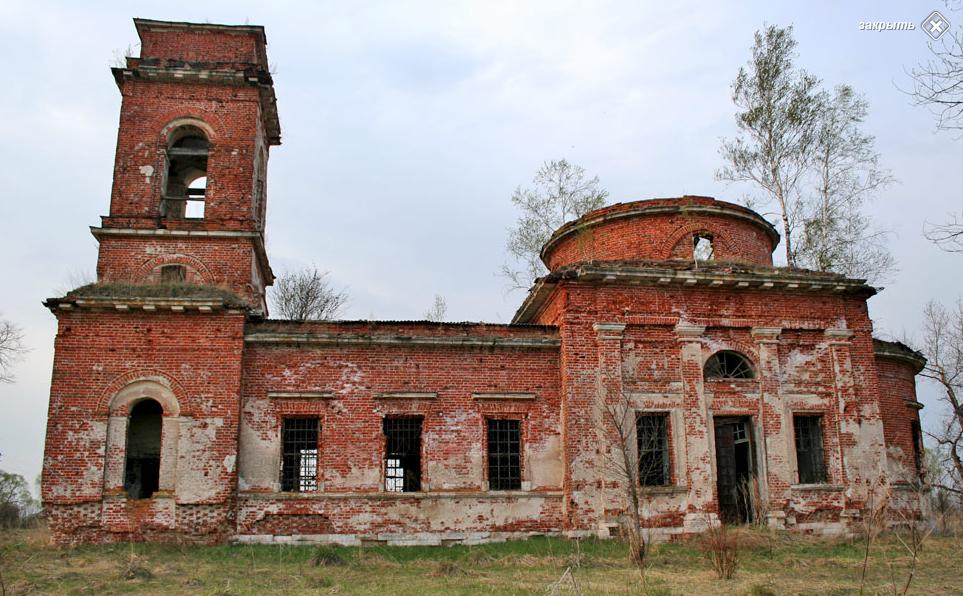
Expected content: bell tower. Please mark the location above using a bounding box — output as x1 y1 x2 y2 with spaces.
94 18 280 311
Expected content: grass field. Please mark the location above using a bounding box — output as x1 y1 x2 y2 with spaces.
1 526 961 594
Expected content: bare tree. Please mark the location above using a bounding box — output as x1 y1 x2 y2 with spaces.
908 16 963 133
793 85 896 284
717 25 823 267
270 266 348 321
600 395 648 581
502 159 608 289
423 295 447 322
925 211 963 253
919 300 963 494
0 316 26 384
909 4 963 252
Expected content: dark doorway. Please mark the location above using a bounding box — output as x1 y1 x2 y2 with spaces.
124 399 163 499
714 417 757 524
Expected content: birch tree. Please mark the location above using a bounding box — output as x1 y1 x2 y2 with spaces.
423 295 447 322
502 159 608 289
792 85 896 284
717 25 822 267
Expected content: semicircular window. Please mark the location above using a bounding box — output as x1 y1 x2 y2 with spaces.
704 351 754 380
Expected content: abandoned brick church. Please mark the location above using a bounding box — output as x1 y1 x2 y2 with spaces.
42 19 927 545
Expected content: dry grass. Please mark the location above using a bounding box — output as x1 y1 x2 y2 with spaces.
1 526 962 594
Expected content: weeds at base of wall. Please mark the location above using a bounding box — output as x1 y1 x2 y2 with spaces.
118 541 153 581
699 520 739 580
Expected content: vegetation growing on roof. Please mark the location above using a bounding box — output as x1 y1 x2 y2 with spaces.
65 283 247 306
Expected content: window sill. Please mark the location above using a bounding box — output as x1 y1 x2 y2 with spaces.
241 490 564 500
790 484 844 492
638 485 688 496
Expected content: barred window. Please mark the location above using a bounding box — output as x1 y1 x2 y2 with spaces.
794 415 826 484
384 417 422 492
280 418 319 492
637 414 670 486
487 419 521 490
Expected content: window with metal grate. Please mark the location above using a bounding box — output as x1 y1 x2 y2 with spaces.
384 417 422 492
280 418 319 492
794 415 827 484
487 419 521 490
637 413 670 486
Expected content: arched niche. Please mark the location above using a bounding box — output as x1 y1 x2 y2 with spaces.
103 380 182 497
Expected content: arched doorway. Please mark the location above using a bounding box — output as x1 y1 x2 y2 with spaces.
124 399 163 499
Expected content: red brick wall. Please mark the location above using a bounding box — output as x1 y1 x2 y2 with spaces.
138 25 264 66
96 235 262 305
543 197 778 271
234 322 563 536
530 279 881 530
876 356 923 478
42 309 246 543
105 79 264 229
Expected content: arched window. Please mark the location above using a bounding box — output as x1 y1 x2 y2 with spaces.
124 399 163 499
704 351 754 380
162 126 209 219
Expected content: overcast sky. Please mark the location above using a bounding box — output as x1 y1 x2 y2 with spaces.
1 0 960 488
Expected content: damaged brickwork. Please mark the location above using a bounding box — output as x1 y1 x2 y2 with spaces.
41 19 926 546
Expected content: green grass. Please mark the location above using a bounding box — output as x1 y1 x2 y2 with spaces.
1 526 961 594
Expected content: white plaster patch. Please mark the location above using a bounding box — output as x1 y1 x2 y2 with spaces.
139 165 154 183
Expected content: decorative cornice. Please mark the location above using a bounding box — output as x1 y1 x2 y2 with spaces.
751 327 782 342
91 226 274 285
512 263 875 324
91 226 261 239
674 324 706 339
244 332 560 350
874 339 927 374
593 322 626 340
44 296 241 314
824 329 855 346
903 399 924 411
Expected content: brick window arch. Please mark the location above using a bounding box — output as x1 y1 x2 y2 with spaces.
103 379 183 498
137 253 214 285
704 350 755 380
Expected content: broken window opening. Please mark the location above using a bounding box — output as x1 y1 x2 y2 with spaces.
160 264 186 284
384 417 422 492
280 418 319 492
794 415 827 484
124 399 163 499
911 420 924 479
637 413 670 486
185 177 207 218
704 351 755 380
162 126 209 219
487 419 521 490
693 233 714 262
